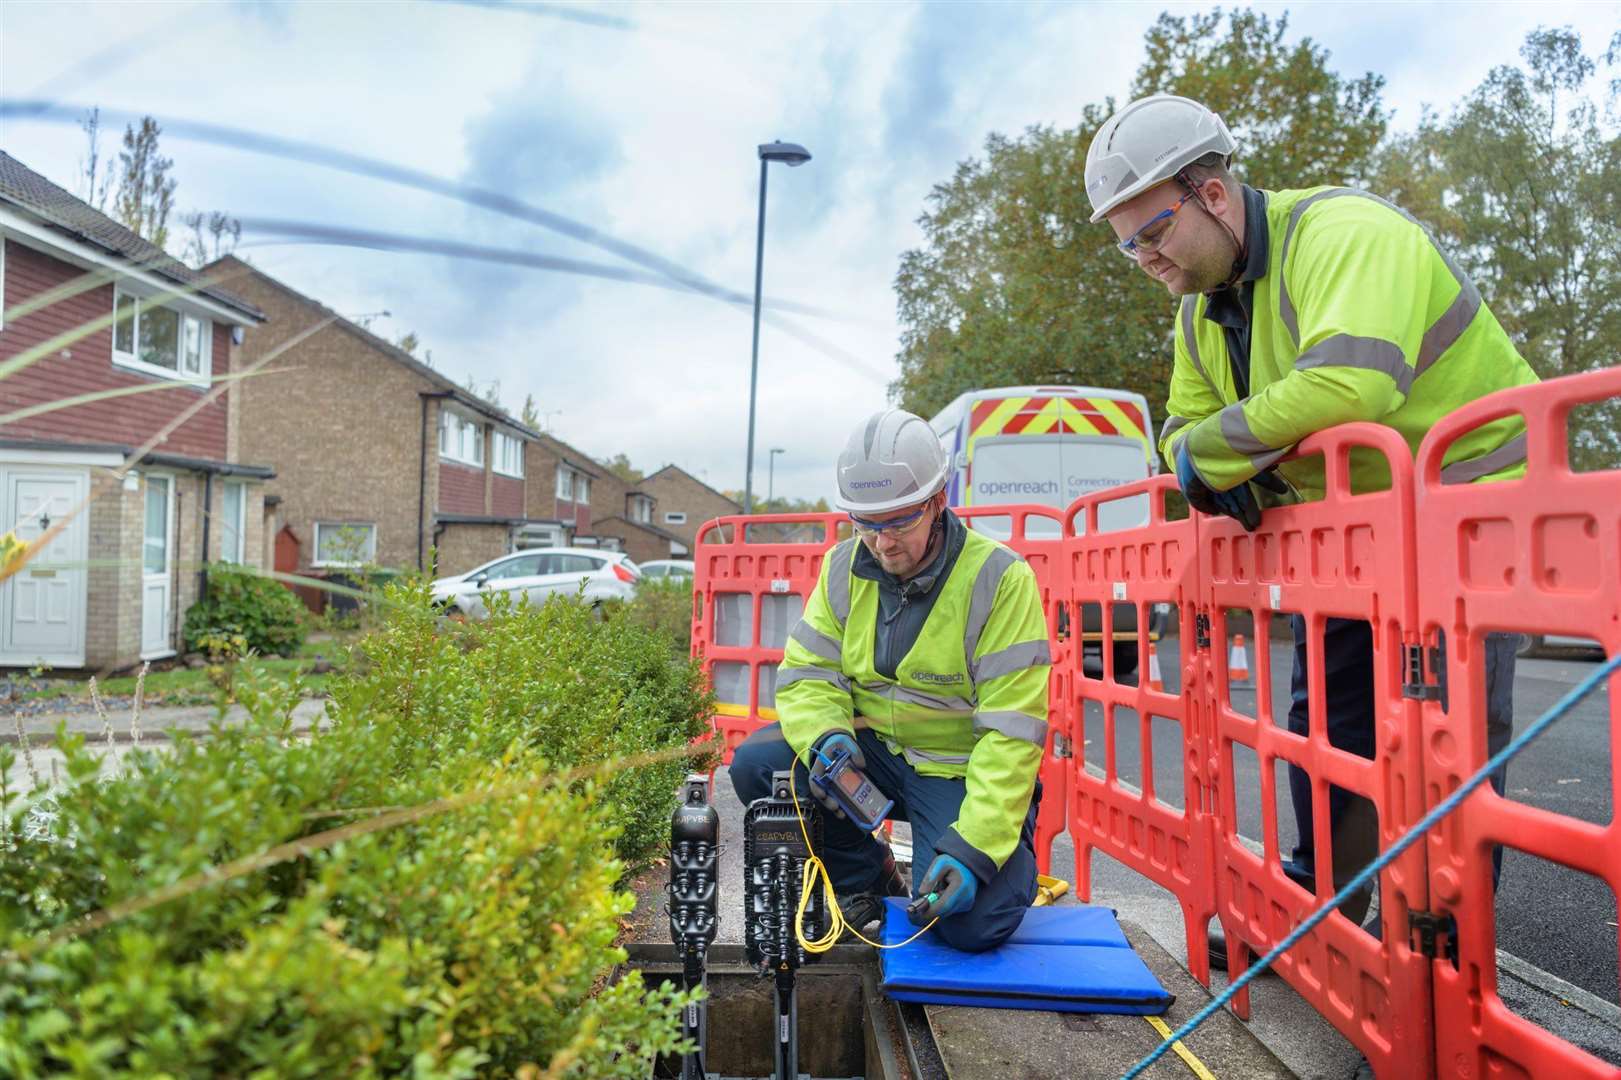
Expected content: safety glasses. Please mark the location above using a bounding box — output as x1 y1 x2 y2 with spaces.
849 503 932 540
1116 191 1195 260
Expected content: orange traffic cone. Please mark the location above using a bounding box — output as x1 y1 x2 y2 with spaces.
1229 634 1251 683
1147 650 1165 692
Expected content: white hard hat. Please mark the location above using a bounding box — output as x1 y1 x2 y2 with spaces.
1085 94 1237 223
835 409 947 515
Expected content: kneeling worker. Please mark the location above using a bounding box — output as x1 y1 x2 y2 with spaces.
730 408 1052 953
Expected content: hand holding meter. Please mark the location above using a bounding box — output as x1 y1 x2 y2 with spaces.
808 732 893 833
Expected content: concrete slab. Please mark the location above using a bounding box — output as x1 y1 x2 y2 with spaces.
922 922 1292 1080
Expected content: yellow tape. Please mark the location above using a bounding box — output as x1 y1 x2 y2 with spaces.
712 703 778 722
1144 1014 1217 1080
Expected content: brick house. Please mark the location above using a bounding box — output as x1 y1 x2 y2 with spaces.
206 256 545 589
586 469 682 564
520 433 602 549
0 152 271 671
639 464 742 554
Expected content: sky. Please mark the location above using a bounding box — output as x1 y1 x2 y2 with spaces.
2 0 1618 503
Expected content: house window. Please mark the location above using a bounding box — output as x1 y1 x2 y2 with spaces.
112 288 210 383
313 522 377 567
631 496 652 524
555 466 572 500
220 481 246 563
493 431 525 478
439 410 484 467
664 511 687 525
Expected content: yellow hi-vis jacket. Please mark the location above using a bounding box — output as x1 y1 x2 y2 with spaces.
776 524 1051 880
1158 187 1539 498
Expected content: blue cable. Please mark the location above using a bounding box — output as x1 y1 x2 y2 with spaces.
1123 649 1621 1079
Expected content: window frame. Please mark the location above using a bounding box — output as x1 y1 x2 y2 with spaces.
663 511 688 525
576 476 590 503
219 480 246 564
439 408 485 468
111 286 212 385
555 466 573 500
312 521 378 568
493 431 525 478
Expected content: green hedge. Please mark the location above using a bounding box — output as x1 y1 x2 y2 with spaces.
182 563 308 658
0 582 716 1077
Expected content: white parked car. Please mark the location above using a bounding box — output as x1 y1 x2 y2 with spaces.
637 559 695 583
430 547 641 619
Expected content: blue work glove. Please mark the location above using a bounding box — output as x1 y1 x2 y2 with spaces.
807 731 863 819
908 854 979 925
1175 443 1287 532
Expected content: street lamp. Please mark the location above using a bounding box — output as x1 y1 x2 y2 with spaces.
768 447 786 507
743 139 812 516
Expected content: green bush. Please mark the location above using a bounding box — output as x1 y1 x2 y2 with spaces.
182 563 308 658
612 576 695 656
0 583 715 1077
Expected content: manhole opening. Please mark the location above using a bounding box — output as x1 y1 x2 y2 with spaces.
625 945 905 1080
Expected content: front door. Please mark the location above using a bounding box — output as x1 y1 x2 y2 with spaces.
141 475 175 659
2 470 89 667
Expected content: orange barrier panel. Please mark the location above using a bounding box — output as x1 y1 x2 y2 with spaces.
957 505 1072 875
1061 477 1219 982
1197 421 1435 1074
1414 368 1621 1080
691 513 845 762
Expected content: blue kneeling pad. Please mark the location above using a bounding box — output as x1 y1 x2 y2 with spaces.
879 900 1173 1015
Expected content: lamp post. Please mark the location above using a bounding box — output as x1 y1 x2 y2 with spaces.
744 139 812 516
767 447 786 507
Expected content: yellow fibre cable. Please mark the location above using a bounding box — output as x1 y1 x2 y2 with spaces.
789 768 936 952
1144 1015 1218 1080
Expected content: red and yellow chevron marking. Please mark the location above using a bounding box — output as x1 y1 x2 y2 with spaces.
967 395 1149 454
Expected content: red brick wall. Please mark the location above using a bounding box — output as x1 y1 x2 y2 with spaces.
571 498 591 533
438 460 484 514
491 474 523 517
0 240 229 459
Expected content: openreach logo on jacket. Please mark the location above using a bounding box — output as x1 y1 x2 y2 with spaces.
912 670 966 685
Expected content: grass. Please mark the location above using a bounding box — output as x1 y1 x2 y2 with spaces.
14 631 355 708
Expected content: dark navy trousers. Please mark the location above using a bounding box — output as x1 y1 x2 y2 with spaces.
730 723 1039 953
1286 616 1517 920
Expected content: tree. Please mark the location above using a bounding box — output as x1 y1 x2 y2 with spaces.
1374 27 1621 469
891 9 1389 421
520 393 541 429
76 107 113 212
114 117 177 249
180 209 241 267
602 453 643 485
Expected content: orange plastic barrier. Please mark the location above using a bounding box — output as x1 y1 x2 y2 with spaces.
1061 477 1219 982
691 513 846 762
1414 367 1621 1080
1195 422 1435 1075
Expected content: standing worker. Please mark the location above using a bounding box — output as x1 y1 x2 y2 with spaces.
1084 93 1535 966
729 409 1052 952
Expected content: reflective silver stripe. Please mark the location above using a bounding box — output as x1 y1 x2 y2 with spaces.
972 639 1051 683
1218 401 1289 473
1179 296 1222 399
860 680 974 714
1294 333 1413 396
1416 274 1481 380
1440 432 1528 485
1160 414 1191 446
899 744 973 767
777 666 851 694
789 620 842 663
825 539 856 626
1278 188 1352 346
962 547 1018 667
1278 188 1481 375
972 710 1049 746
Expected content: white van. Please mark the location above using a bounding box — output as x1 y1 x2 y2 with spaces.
928 385 1162 674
